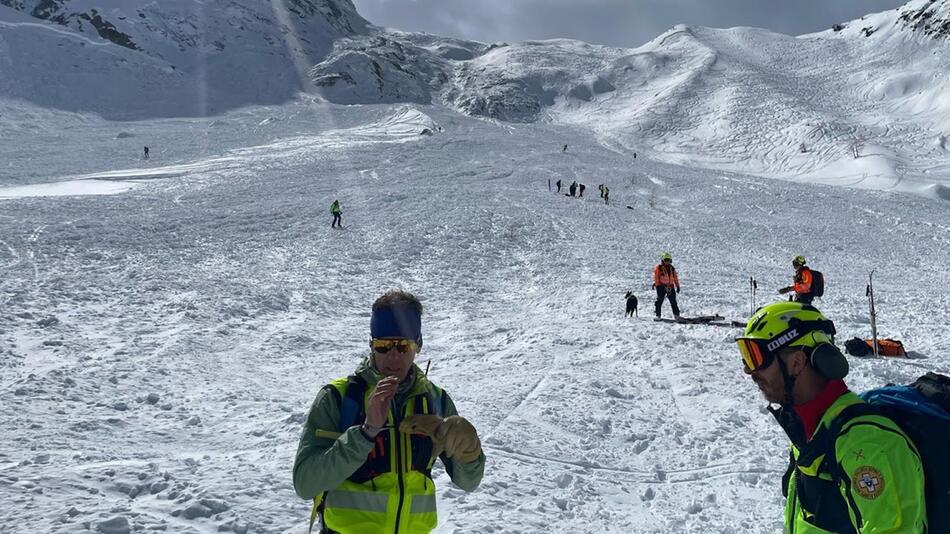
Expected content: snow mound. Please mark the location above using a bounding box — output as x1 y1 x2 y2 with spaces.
0 178 142 199
341 106 439 140
925 182 950 200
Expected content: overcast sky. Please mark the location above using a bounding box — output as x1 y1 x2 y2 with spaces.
351 0 907 47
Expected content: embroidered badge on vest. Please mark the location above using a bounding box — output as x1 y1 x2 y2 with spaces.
853 466 885 499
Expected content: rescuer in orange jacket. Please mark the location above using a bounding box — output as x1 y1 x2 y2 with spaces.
653 252 682 319
779 255 814 304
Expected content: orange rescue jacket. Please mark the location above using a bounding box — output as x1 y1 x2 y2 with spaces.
653 264 680 289
793 267 813 295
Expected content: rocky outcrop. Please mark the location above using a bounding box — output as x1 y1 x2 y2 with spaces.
898 0 950 39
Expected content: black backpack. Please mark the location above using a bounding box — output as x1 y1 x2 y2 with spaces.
845 337 872 357
824 373 950 531
810 269 824 297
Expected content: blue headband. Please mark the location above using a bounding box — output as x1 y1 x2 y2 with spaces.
370 306 422 346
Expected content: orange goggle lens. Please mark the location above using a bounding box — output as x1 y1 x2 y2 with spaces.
370 339 418 354
737 338 770 373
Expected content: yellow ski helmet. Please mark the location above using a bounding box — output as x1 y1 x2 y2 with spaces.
737 301 847 379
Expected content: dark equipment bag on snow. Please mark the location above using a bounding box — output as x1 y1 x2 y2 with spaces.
809 269 824 298
824 373 950 532
845 337 872 357
876 339 907 357
844 337 907 357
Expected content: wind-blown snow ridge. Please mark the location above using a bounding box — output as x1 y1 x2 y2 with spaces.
0 105 438 198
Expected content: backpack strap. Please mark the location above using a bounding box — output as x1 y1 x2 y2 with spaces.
427 384 446 418
822 402 877 457
818 402 911 507
338 375 368 432
802 403 879 530
309 376 368 534
314 384 345 440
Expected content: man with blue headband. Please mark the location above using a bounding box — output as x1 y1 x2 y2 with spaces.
293 290 485 534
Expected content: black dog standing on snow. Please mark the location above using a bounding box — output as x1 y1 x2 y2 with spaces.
625 292 639 317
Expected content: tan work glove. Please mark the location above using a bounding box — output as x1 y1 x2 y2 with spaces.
400 414 482 464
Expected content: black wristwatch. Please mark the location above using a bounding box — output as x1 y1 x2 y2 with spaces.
360 423 383 440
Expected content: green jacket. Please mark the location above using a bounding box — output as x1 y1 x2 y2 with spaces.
293 358 484 533
780 392 926 533
331 202 341 215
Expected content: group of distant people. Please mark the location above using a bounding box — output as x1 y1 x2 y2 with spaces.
555 179 584 197
554 179 609 204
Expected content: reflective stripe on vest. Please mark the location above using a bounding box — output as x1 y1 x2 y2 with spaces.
326 490 389 512
409 494 436 514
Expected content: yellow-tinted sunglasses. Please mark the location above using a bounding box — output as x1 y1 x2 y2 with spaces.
370 339 418 354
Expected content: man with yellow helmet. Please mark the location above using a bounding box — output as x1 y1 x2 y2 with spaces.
737 302 926 533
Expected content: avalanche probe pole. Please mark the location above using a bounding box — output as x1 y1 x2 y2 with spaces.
867 270 879 358
753 278 758 313
749 277 758 316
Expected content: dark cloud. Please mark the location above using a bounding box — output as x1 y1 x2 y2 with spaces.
351 0 907 47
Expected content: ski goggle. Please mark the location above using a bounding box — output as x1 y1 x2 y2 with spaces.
736 338 776 374
737 319 836 373
370 339 418 354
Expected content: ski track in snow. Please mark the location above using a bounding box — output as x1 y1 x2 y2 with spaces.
0 101 949 534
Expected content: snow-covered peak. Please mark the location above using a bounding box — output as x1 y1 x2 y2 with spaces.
0 0 369 118
812 0 950 41
897 0 950 39
0 0 368 55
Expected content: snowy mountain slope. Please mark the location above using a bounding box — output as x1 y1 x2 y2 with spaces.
5 1 950 533
0 0 368 118
4 0 948 196
2 100 950 533
303 0 950 198
432 15 950 198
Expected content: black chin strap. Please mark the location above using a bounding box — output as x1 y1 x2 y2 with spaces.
776 354 797 406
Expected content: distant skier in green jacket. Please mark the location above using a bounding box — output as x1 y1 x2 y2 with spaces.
737 302 926 533
330 200 342 229
293 290 485 534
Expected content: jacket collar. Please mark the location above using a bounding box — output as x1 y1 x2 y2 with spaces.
794 379 849 441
